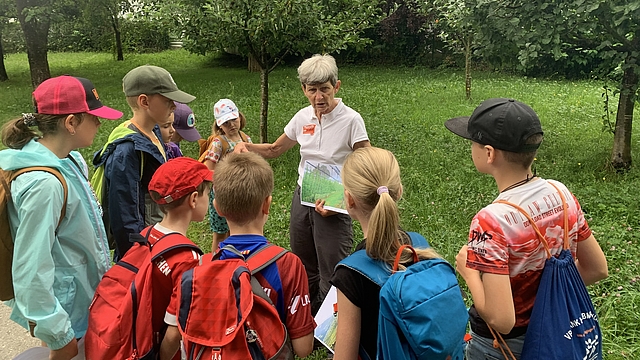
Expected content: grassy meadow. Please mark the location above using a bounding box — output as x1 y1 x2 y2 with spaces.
1 50 639 359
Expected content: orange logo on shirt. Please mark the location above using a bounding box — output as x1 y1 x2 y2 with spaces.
302 124 316 135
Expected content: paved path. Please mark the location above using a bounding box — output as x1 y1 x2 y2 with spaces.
0 305 41 360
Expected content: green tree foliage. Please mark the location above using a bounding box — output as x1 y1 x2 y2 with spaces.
80 0 133 61
15 0 56 87
463 0 639 169
179 0 380 142
430 0 476 99
361 0 435 66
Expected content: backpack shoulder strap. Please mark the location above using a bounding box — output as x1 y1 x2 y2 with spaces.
495 181 570 257
11 167 68 227
197 135 218 163
218 135 230 155
246 244 288 275
239 131 249 143
245 244 288 307
406 231 429 248
338 250 390 287
149 231 203 261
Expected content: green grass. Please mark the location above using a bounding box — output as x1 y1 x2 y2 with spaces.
2 51 640 359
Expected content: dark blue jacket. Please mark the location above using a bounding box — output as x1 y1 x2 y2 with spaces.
92 124 165 260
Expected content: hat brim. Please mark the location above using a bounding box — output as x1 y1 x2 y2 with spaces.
88 106 123 120
175 127 202 142
444 116 474 141
162 90 196 104
215 112 239 127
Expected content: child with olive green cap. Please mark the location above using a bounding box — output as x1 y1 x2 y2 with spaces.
92 65 196 261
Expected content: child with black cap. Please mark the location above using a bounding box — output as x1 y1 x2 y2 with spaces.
445 98 608 359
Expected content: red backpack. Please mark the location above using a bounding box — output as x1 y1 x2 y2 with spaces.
177 244 294 360
85 227 202 360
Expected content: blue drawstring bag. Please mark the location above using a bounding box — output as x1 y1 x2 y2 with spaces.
496 181 602 360
520 248 602 360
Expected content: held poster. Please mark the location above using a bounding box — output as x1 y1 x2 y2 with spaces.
300 161 348 214
313 286 338 353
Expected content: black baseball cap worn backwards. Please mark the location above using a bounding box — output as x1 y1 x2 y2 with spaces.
445 98 544 153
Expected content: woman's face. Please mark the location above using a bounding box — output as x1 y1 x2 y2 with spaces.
302 80 341 117
74 113 102 148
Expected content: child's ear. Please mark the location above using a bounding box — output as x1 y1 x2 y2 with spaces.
345 190 356 209
189 191 198 209
138 94 150 110
213 198 226 217
63 114 76 135
262 195 272 215
485 145 497 164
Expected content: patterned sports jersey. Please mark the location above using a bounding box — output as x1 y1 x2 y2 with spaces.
466 178 592 327
143 225 201 332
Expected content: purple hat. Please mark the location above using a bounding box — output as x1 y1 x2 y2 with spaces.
173 102 201 141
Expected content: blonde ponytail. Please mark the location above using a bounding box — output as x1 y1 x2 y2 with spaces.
343 147 440 268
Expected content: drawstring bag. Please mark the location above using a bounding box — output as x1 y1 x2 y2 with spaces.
495 182 602 360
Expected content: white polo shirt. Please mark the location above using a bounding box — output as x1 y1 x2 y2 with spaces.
284 99 369 186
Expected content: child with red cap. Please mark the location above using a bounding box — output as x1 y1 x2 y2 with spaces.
145 157 212 360
0 75 122 359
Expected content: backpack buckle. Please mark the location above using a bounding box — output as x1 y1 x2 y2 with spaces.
246 328 258 343
211 348 222 360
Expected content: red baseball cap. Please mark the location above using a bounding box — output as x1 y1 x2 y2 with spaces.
33 75 123 120
149 157 213 205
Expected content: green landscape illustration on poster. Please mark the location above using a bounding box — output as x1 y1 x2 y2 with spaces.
314 286 338 353
300 161 347 214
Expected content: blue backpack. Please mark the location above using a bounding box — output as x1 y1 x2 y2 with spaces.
496 183 603 360
337 232 468 360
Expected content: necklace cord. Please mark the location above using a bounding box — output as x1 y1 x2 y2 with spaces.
501 174 536 193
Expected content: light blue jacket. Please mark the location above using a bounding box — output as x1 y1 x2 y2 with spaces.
0 139 110 350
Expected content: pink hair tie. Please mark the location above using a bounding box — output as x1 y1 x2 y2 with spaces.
377 186 389 195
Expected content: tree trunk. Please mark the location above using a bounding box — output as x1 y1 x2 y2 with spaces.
248 54 260 73
464 35 472 100
16 0 50 88
114 16 123 61
259 67 269 143
0 29 8 82
610 57 638 170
